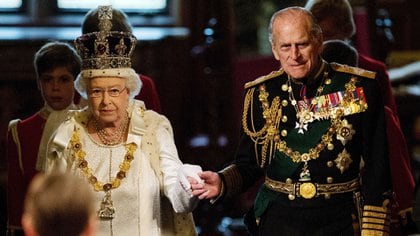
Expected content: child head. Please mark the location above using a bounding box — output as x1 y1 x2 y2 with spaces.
34 42 81 110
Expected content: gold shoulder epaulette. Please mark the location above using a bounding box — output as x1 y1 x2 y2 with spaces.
330 62 376 79
244 69 284 89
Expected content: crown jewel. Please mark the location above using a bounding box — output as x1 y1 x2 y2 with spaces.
74 6 137 70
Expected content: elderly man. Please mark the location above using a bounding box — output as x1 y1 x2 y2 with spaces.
192 6 391 235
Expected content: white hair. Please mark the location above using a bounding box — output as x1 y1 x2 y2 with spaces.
74 68 142 99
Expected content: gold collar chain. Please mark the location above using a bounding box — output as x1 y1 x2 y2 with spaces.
274 77 358 163
245 75 358 166
70 129 137 192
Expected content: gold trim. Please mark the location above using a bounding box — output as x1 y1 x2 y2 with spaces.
362 223 389 231
330 62 376 79
363 205 390 213
362 212 388 219
361 229 389 236
219 164 243 199
264 177 359 199
362 217 389 225
244 69 283 89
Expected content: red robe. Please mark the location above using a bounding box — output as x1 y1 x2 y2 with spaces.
135 74 162 113
358 54 398 115
7 110 48 229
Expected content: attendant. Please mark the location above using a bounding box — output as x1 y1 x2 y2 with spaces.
305 0 397 114
46 6 199 235
6 41 81 236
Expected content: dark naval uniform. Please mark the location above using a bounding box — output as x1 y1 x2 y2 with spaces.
219 61 392 235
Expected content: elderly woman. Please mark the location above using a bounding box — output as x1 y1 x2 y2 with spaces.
45 6 199 236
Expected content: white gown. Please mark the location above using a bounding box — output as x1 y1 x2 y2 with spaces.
46 100 198 236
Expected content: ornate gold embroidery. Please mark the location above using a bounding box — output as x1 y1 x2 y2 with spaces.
334 149 353 173
242 72 363 168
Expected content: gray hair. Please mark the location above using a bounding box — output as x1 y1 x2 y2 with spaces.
74 68 142 100
268 6 322 45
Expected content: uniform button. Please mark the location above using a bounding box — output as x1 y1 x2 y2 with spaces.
288 194 295 200
325 78 332 85
327 143 334 150
286 178 293 184
327 161 333 167
281 130 288 137
281 115 288 123
281 84 289 91
327 177 333 183
281 100 288 107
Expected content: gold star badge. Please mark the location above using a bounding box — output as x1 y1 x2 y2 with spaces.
335 149 352 173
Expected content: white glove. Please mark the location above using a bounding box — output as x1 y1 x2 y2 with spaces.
178 164 204 192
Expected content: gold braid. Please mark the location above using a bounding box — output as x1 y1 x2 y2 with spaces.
241 76 362 166
242 85 282 167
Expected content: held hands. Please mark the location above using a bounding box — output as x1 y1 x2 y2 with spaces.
178 165 222 200
178 164 204 196
190 171 222 200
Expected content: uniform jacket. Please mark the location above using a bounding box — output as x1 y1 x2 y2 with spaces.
220 61 392 235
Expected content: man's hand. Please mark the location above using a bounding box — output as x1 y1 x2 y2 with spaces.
189 171 222 200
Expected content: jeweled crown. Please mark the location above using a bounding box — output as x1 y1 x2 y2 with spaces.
74 6 137 70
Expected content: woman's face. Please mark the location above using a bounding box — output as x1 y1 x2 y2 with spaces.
38 66 75 110
87 77 129 126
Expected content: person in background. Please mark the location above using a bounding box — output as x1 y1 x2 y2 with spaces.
307 1 417 234
6 41 81 236
45 6 200 235
322 39 359 67
321 38 418 235
81 5 162 113
304 0 397 116
192 7 392 235
21 172 96 236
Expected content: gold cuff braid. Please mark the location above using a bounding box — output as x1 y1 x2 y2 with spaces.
219 164 243 199
361 203 391 236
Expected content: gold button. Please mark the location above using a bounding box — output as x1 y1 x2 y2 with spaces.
286 178 293 184
327 143 334 150
281 84 288 91
281 116 288 123
327 177 333 183
324 193 331 199
281 100 288 107
281 130 288 137
299 183 316 199
327 161 333 167
288 194 295 200
325 78 331 85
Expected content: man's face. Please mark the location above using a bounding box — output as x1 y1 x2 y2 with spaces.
271 15 322 79
38 66 75 110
